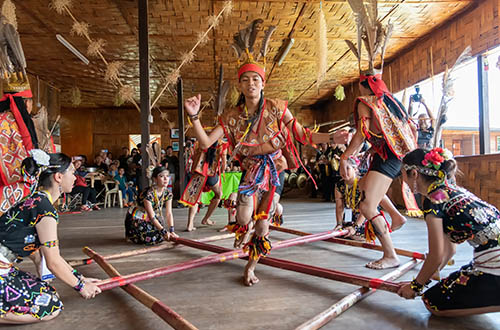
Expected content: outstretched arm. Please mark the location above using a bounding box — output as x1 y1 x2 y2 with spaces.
282 108 349 145
185 94 224 149
421 98 435 129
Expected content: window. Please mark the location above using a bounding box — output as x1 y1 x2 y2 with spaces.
487 46 500 153
128 134 161 151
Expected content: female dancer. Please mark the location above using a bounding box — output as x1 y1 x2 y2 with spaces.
0 151 101 324
125 166 178 245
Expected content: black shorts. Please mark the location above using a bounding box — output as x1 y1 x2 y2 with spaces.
370 146 402 179
423 263 500 311
206 175 219 187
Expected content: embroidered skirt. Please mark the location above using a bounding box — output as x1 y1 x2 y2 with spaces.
0 267 63 319
423 263 500 311
124 209 164 245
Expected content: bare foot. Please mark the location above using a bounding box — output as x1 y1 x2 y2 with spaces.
431 270 441 281
185 227 197 232
218 226 228 232
244 265 259 286
391 215 407 231
201 219 216 226
366 257 400 269
333 224 343 232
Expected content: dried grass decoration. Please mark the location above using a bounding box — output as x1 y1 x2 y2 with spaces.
334 85 345 101
50 0 73 15
119 85 135 103
230 85 239 107
316 1 328 91
70 21 90 38
70 85 81 107
287 88 295 101
87 39 106 57
104 61 123 83
1 0 17 30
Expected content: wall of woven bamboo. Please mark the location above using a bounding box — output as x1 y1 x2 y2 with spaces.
456 154 500 207
15 0 473 112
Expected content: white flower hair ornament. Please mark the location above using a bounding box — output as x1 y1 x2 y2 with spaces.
441 148 454 161
29 149 50 167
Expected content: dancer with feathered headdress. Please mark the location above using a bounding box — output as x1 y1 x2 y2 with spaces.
184 19 349 286
340 0 417 269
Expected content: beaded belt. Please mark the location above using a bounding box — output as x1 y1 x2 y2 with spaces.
470 221 500 248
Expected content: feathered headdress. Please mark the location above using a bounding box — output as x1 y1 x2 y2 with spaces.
232 19 276 81
0 12 30 93
344 0 393 76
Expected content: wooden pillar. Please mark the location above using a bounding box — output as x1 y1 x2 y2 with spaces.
138 0 150 189
477 54 490 154
177 78 185 192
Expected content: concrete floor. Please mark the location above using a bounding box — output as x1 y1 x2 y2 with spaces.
13 197 500 330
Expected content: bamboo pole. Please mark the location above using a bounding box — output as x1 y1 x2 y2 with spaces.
84 247 198 330
68 233 234 267
96 230 348 291
295 259 421 330
173 236 402 293
270 225 426 260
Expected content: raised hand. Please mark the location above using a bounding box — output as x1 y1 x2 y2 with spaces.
184 94 201 117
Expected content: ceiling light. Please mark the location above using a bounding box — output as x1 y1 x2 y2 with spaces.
277 38 295 66
56 34 89 65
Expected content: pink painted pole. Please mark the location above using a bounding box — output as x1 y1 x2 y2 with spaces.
84 247 198 330
96 230 347 291
270 225 426 260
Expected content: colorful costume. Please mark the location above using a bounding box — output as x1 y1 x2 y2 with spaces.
124 187 172 245
0 14 40 217
422 183 500 311
180 140 228 207
0 191 63 319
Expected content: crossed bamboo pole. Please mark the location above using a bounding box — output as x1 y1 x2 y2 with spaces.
295 258 421 330
68 233 234 267
270 225 426 260
84 247 197 330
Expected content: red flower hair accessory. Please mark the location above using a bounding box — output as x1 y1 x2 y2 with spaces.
422 148 446 170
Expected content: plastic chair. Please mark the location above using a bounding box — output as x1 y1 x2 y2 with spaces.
104 180 123 208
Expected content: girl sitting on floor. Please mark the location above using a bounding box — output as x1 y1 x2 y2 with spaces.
398 148 500 317
0 151 101 324
124 166 178 245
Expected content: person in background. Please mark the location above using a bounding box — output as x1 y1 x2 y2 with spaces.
108 160 119 178
71 159 100 211
94 155 108 173
118 147 129 168
115 167 135 207
408 95 435 149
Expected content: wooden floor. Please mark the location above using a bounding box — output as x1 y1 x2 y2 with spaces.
15 197 500 330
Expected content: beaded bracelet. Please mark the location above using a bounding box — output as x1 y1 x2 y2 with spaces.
160 228 168 236
410 279 425 294
72 269 83 280
74 278 85 292
169 226 175 233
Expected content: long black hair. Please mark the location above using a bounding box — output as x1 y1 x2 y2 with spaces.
360 79 408 121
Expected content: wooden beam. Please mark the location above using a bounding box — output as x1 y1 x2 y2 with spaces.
478 55 490 154
139 0 151 190
213 0 472 3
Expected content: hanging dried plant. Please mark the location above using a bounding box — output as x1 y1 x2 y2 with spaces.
222 1 233 18
287 87 295 101
207 15 220 28
316 2 328 90
50 0 72 15
159 111 169 122
1 0 17 30
197 31 209 45
334 85 345 101
70 21 90 38
87 39 106 57
70 85 81 107
114 90 124 107
119 85 135 103
166 69 180 85
104 61 123 82
181 52 195 66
